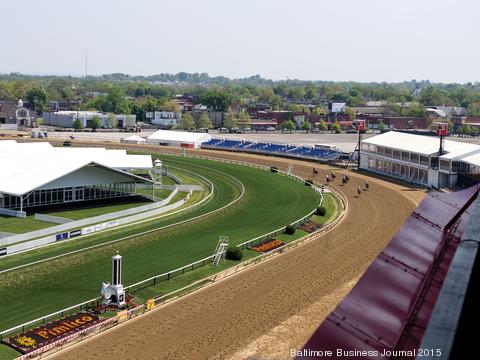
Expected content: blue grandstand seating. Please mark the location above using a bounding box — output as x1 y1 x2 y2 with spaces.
215 140 242 148
201 138 340 162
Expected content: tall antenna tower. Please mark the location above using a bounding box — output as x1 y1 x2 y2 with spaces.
85 50 88 80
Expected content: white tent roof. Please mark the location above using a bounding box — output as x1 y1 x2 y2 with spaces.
0 141 153 196
363 131 480 158
147 129 211 144
123 135 146 142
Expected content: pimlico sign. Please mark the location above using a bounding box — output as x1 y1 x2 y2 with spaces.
3 313 100 353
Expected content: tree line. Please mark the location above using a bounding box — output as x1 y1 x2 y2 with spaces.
1 73 480 117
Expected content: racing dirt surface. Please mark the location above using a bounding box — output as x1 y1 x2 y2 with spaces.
50 147 426 360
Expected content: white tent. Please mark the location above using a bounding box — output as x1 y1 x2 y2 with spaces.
147 130 211 148
121 135 147 144
0 141 153 210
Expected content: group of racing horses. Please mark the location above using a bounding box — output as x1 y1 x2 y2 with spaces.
312 167 369 197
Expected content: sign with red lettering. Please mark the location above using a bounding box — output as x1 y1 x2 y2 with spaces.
3 313 100 353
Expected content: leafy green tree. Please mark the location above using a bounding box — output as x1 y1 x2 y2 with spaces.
378 121 386 132
282 120 296 133
72 118 83 131
304 82 318 100
460 124 472 134
467 101 480 116
406 101 427 117
89 115 101 131
419 86 446 106
105 86 130 114
332 121 341 134
312 106 326 115
107 113 118 128
223 111 238 129
180 113 195 130
288 87 305 101
301 121 312 133
345 106 356 120
26 87 47 114
197 112 213 130
158 100 180 112
318 120 328 131
200 89 232 112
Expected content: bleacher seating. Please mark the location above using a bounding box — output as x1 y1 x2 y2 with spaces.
215 140 242 148
201 138 340 162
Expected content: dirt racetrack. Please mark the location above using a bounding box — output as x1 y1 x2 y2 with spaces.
50 147 425 360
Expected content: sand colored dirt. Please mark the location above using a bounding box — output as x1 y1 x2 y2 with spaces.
50 148 425 360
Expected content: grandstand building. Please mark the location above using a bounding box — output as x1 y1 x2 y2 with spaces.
360 131 480 188
0 141 153 213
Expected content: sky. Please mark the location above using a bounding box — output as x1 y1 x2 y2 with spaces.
2 0 479 83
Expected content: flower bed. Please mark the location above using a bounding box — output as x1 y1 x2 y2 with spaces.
299 220 322 233
2 313 101 354
250 239 285 253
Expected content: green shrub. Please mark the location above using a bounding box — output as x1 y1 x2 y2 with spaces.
305 179 314 186
316 206 327 216
270 166 278 173
285 225 296 235
63 141 72 147
226 247 243 261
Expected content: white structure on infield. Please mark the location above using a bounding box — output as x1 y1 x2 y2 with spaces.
360 131 480 188
0 141 153 212
147 129 211 149
212 236 229 266
101 252 126 307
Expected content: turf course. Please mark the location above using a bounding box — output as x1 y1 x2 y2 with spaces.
0 155 319 332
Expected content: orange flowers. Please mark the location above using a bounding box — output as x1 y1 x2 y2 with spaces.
251 239 285 253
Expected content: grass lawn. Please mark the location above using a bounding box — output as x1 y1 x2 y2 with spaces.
161 175 177 186
0 215 52 234
131 252 257 303
0 155 320 331
0 344 20 360
311 193 341 225
277 229 309 243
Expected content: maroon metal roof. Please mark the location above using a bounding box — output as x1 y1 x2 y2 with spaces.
298 185 480 359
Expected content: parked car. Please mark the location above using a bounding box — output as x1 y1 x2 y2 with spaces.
266 126 276 131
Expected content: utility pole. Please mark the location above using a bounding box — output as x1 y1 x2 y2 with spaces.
356 120 366 170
